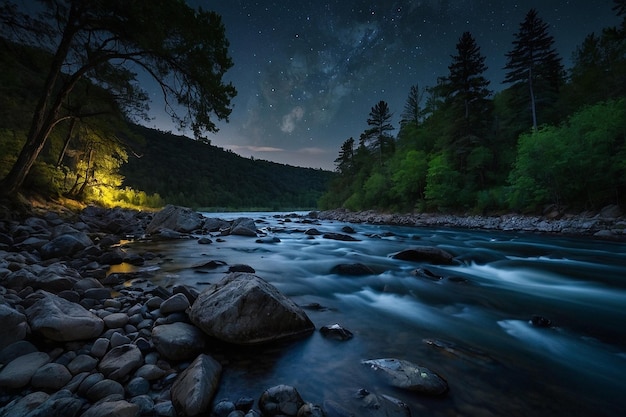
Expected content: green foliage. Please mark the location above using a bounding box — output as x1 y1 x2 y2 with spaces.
509 99 626 210
424 153 463 210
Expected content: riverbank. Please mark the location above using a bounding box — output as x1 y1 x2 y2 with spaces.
315 206 626 240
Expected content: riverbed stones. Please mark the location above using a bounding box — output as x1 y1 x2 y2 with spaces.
30 363 72 390
392 246 455 265
189 272 315 345
39 232 93 259
171 354 222 417
159 293 190 314
152 322 206 361
320 323 354 341
362 358 448 396
229 217 258 236
80 399 139 417
25 291 104 342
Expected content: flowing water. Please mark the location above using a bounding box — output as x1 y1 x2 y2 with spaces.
120 212 626 416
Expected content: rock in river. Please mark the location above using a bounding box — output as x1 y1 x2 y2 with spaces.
362 358 449 396
189 272 315 345
392 246 455 265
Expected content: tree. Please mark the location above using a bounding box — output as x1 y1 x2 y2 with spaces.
439 31 491 152
504 8 563 130
400 84 425 127
0 0 236 195
334 137 355 175
363 100 394 165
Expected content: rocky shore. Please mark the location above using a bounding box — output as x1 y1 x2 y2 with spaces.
2 204 444 417
1 201 623 417
316 205 626 240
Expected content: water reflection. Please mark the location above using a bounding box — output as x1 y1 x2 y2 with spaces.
122 212 626 416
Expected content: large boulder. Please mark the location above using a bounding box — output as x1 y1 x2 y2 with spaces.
189 273 315 345
25 291 104 342
39 232 93 259
171 354 222 417
146 205 205 234
229 217 258 236
362 358 448 395
391 246 455 265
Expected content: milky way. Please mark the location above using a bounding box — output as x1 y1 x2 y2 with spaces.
168 0 618 169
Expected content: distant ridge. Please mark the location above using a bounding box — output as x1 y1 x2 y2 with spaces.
121 125 335 210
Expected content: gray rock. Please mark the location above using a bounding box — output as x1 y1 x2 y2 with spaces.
84 287 112 301
98 344 143 381
80 399 139 417
0 391 49 417
130 395 155 415
392 246 455 265
297 403 325 417
159 293 190 314
134 364 168 381
154 401 176 417
171 354 222 417
126 377 150 396
152 322 206 361
91 338 110 358
0 303 28 350
322 233 359 242
16 389 84 417
259 384 304 417
110 332 132 348
103 312 129 329
212 400 235 416
189 273 314 345
229 218 258 236
67 354 99 374
324 388 410 417
320 323 353 341
77 372 104 397
0 351 50 389
85 379 125 402
31 363 72 390
146 205 205 234
26 291 104 342
362 358 448 395
0 340 38 364
39 233 93 259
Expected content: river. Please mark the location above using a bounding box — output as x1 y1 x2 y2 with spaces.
122 212 626 416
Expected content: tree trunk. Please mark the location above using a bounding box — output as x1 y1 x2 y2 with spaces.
0 5 79 196
528 67 538 130
57 117 78 167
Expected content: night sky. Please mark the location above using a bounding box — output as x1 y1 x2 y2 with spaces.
152 1 618 170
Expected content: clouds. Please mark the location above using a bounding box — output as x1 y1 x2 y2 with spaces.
280 106 305 133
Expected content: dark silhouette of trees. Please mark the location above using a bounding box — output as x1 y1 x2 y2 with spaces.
504 8 563 130
0 0 236 195
363 100 394 165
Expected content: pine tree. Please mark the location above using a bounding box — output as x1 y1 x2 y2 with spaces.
400 84 424 127
504 8 563 130
442 31 491 139
334 137 355 175
364 100 394 165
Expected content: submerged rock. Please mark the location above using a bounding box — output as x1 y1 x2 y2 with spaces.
323 233 360 242
362 358 448 396
320 324 354 341
189 273 315 345
392 246 455 265
330 263 376 276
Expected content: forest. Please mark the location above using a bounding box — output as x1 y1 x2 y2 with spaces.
320 4 626 214
0 1 332 210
